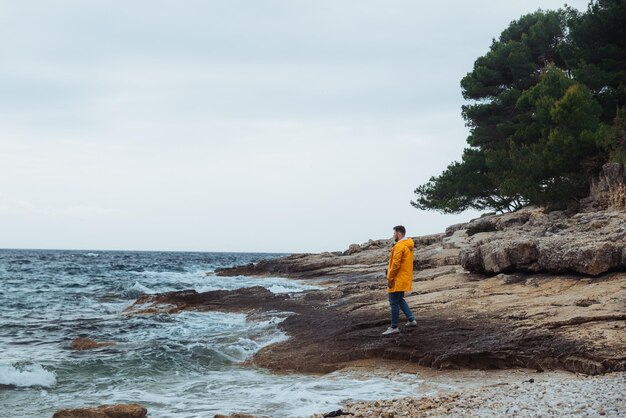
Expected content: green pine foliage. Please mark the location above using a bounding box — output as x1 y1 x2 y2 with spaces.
412 0 626 213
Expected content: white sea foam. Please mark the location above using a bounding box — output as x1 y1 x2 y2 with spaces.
196 275 323 295
129 268 323 296
122 310 289 363
129 281 155 295
139 368 429 417
222 321 289 361
267 283 319 293
0 363 57 388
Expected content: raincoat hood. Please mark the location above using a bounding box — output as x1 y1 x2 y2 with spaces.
396 237 414 251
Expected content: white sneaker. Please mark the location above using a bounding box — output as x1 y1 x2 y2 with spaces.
406 320 418 327
382 327 400 336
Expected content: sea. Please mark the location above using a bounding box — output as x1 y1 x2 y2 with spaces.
0 249 431 417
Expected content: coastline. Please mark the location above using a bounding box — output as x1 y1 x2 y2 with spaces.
116 203 626 416
127 206 626 376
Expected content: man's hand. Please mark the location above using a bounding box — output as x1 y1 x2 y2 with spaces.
387 279 394 289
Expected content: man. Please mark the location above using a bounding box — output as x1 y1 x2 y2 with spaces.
382 225 417 336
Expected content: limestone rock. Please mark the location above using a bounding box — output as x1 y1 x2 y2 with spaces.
585 162 626 210
459 210 626 276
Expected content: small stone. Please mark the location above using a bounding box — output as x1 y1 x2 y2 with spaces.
71 337 115 350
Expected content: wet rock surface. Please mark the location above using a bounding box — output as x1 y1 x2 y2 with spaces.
52 403 147 418
71 338 115 350
127 206 626 376
124 286 294 315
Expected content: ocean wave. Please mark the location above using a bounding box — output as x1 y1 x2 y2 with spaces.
122 281 155 298
109 311 289 367
196 275 323 295
266 283 319 294
0 363 57 388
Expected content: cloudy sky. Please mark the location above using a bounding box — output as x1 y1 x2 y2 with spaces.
0 0 589 253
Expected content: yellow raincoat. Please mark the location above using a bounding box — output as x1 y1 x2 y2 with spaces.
386 237 414 293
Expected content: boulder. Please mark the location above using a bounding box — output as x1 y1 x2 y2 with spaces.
459 210 626 276
459 239 539 274
343 243 361 255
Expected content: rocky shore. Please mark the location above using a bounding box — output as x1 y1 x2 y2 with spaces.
65 164 626 417
125 204 626 376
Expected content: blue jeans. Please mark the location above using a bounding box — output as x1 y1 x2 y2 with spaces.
388 291 414 328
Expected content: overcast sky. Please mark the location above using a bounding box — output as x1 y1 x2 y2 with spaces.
0 0 589 253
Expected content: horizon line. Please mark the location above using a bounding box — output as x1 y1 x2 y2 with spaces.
0 246 292 255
